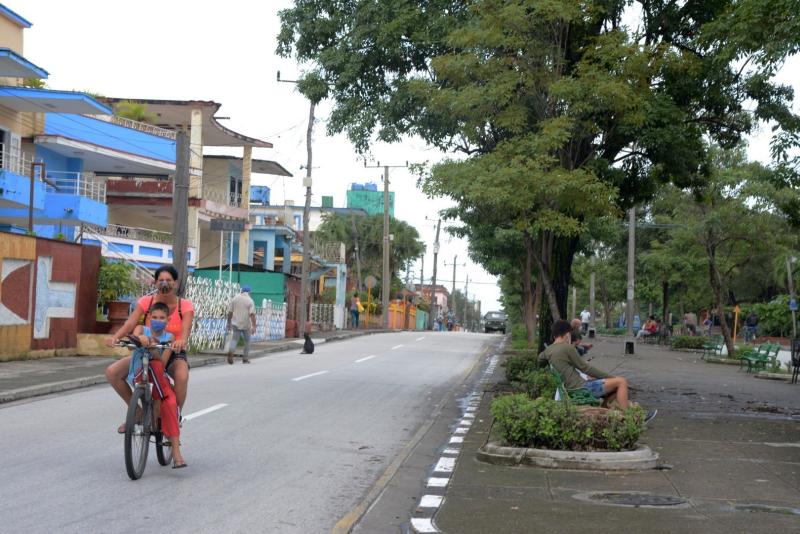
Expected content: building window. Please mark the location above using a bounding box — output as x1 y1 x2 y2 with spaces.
294 214 302 230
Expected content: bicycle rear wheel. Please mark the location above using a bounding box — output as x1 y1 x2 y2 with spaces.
155 418 174 466
124 387 152 480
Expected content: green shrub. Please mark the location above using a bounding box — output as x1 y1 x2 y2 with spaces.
743 297 793 337
504 352 539 383
596 327 626 336
490 394 646 451
670 335 706 350
513 368 557 400
510 322 532 350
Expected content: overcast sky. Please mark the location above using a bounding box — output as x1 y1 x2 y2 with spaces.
16 1 799 316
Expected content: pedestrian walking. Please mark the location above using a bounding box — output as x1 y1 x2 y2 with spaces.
744 311 758 343
227 285 256 364
580 308 591 335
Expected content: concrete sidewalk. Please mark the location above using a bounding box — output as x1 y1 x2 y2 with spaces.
433 337 800 533
0 329 388 404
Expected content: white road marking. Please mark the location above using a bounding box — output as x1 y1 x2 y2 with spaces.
355 355 377 363
427 477 449 488
183 403 227 421
465 407 477 413
391 344 404 350
449 436 464 444
454 427 468 435
463 413 475 419
419 495 443 508
459 419 472 427
442 448 460 455
411 518 438 533
291 370 329 381
764 442 800 448
416 336 426 341
434 457 456 472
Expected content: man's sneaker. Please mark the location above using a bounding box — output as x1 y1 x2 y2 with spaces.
645 409 658 424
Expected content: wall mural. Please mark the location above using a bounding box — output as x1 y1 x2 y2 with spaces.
0 258 32 326
34 256 77 340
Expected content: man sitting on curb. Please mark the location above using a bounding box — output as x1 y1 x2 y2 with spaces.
540 319 657 423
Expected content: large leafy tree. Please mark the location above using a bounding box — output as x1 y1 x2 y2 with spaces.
314 212 424 294
279 0 800 346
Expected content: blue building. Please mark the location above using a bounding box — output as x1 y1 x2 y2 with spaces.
0 3 176 246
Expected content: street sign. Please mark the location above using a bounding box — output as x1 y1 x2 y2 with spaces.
790 298 798 311
210 219 245 232
365 275 377 289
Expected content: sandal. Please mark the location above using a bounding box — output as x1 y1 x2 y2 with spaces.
172 461 188 469
117 423 126 434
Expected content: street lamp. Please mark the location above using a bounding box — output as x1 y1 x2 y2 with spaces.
787 256 797 340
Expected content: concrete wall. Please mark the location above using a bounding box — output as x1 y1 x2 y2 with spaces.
0 233 100 360
0 14 24 54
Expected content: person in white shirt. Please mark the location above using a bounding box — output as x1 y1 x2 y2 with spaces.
227 285 256 364
580 308 591 335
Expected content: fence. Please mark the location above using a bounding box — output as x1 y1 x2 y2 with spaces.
184 276 240 352
310 303 335 331
253 300 287 341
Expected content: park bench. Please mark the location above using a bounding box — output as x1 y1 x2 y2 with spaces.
549 364 601 407
739 343 780 373
701 335 725 360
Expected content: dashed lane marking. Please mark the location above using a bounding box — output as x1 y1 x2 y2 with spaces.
355 355 377 363
391 344 404 350
419 495 443 508
183 403 227 421
416 336 426 341
291 370 328 381
410 518 438 533
434 457 455 473
427 477 449 488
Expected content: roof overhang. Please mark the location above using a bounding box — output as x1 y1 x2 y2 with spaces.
102 98 272 148
204 154 292 176
0 87 111 114
35 135 175 175
0 5 32 28
0 49 48 79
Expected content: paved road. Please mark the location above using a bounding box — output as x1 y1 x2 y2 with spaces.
0 331 493 534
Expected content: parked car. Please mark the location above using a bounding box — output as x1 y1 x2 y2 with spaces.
484 311 507 334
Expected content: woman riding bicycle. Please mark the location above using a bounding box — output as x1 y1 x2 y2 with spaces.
105 264 194 433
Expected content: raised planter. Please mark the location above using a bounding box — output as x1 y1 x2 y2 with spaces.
478 441 659 471
704 357 741 365
754 371 791 381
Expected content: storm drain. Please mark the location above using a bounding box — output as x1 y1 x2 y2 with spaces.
574 491 690 509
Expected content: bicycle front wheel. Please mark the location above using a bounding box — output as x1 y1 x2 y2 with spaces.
124 387 152 480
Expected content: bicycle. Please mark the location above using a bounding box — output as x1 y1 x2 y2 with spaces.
117 336 175 480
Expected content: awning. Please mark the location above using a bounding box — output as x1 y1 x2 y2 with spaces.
0 87 111 114
204 155 292 177
0 49 48 79
102 98 272 147
35 135 175 175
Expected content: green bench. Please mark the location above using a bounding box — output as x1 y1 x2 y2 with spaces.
549 364 601 406
701 335 725 360
738 343 781 373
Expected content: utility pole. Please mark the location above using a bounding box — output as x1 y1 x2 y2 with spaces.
463 275 469 331
420 254 424 301
625 207 636 354
451 255 458 311
278 71 317 337
428 219 441 330
172 130 190 295
365 160 407 328
298 101 315 337
351 215 362 292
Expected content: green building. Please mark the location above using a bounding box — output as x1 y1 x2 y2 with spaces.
346 183 394 216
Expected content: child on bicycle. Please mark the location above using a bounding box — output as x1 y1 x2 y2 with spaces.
131 302 187 469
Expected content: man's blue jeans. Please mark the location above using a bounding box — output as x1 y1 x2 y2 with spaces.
228 328 252 359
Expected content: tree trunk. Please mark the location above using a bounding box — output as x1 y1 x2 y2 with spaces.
521 234 535 346
661 281 669 326
530 232 561 323
531 270 542 346
708 250 735 356
536 234 579 351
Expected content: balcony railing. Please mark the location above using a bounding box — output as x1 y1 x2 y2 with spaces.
89 114 177 140
85 223 196 248
0 143 38 177
45 171 106 203
201 188 244 209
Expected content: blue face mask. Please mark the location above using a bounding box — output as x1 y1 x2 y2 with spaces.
150 319 167 333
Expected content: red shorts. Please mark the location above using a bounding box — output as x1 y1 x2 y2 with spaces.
147 359 180 439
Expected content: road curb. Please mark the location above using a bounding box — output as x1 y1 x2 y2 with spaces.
478 441 659 471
